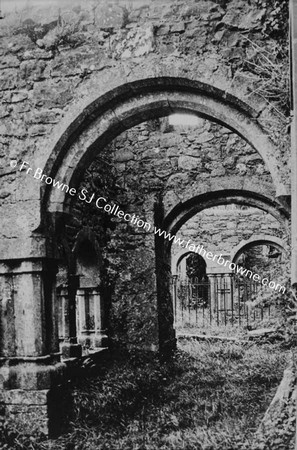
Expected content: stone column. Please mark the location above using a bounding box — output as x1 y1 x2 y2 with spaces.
171 275 178 328
0 257 67 436
60 274 82 359
76 286 108 351
155 201 176 359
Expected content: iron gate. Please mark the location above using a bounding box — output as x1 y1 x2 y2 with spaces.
172 275 274 329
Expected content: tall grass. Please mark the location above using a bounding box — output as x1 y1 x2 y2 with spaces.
1 340 291 450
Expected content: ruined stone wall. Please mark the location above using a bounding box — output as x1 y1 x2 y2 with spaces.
66 116 287 348
174 205 285 256
0 0 290 257
0 0 291 435
110 118 275 214
0 0 290 347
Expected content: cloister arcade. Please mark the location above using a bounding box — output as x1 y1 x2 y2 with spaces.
0 0 295 436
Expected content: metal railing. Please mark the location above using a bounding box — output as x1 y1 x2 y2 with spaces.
172 275 275 329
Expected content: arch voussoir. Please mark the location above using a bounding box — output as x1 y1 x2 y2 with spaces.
42 77 288 217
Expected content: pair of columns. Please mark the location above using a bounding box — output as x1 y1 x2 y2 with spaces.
58 284 108 356
0 258 76 436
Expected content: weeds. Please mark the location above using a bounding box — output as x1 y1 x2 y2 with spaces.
0 340 290 450
242 38 289 117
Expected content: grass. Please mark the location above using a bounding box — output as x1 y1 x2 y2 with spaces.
1 340 292 450
175 304 281 339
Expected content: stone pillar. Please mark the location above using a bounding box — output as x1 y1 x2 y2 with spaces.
179 258 187 279
76 286 108 350
0 258 67 436
94 286 109 348
156 201 176 358
60 274 82 359
171 275 178 328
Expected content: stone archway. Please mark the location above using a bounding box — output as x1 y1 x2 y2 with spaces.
0 77 291 436
42 77 288 221
156 188 288 347
38 77 290 359
230 235 287 264
165 192 288 338
172 249 210 276
163 190 289 250
39 77 291 353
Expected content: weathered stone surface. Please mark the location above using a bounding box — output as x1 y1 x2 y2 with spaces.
0 55 20 69
195 131 215 143
0 0 290 437
32 81 74 108
0 73 17 90
29 124 48 136
114 149 134 162
221 2 265 30
143 147 161 159
0 107 10 119
178 155 200 170
173 199 285 259
10 91 28 103
155 24 170 36
0 389 49 405
252 363 296 448
170 22 185 33
112 25 154 59
0 120 27 138
247 328 276 338
20 59 47 81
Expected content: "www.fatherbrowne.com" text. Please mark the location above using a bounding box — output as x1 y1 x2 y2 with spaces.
15 160 286 294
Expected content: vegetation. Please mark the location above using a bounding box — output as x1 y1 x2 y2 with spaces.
239 37 290 118
226 0 290 135
0 340 292 450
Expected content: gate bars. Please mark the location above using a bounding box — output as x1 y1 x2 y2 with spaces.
172 275 274 330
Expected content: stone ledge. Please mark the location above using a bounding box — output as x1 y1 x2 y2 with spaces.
177 333 240 343
0 389 49 405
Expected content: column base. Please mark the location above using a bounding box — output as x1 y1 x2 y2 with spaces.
0 356 68 437
61 343 82 360
78 331 109 351
0 388 67 437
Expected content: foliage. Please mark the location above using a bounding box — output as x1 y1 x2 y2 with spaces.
225 0 290 122
186 254 207 281
0 421 47 450
243 38 290 117
261 0 289 43
245 232 297 348
0 341 291 450
13 16 84 52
